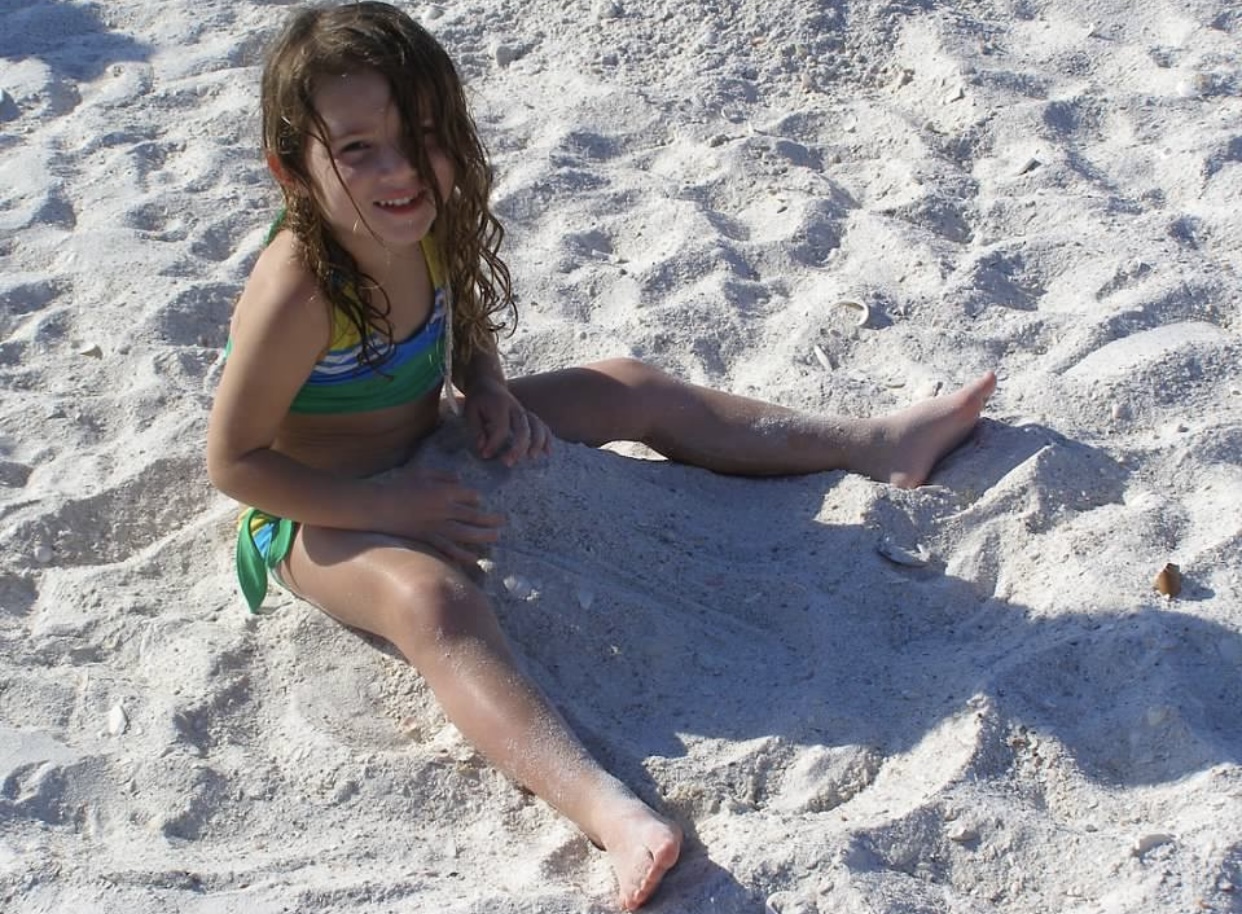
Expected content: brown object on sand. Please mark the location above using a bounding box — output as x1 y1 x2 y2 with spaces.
1153 563 1182 598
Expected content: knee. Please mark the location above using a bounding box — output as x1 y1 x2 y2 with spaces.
593 356 674 392
383 572 491 653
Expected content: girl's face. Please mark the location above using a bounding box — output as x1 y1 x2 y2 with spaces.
302 68 454 259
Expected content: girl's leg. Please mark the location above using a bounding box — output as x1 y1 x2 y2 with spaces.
510 359 996 486
281 528 681 910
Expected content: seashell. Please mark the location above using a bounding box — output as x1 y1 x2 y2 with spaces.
77 342 103 358
33 544 54 564
1131 832 1174 856
811 344 834 371
1145 706 1170 727
876 536 930 568
594 0 623 20
834 299 870 328
948 823 979 843
107 704 129 736
398 715 422 737
493 43 522 68
575 586 595 610
1153 563 1181 598
503 575 534 600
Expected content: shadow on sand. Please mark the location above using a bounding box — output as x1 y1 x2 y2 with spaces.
0 1 151 82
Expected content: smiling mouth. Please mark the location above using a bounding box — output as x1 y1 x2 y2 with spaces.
375 192 425 210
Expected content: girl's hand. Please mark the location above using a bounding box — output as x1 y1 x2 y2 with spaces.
371 466 505 567
464 376 552 466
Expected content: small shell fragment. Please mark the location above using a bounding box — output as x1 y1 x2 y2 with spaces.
493 42 523 68
77 342 103 358
948 823 979 843
503 575 534 600
1153 563 1181 598
834 299 870 328
877 536 930 568
811 344 834 371
107 704 129 736
575 586 595 610
33 544 54 564
399 715 423 738
1131 832 1174 856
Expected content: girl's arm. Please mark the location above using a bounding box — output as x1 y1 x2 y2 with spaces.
206 244 380 527
453 332 506 393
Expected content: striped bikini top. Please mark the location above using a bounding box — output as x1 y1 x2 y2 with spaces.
289 234 453 414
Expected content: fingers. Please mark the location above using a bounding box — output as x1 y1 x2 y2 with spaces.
449 506 505 535
528 413 553 457
499 409 532 466
428 535 483 569
478 418 511 460
430 514 503 570
464 385 552 464
419 467 461 484
493 408 552 465
446 516 504 543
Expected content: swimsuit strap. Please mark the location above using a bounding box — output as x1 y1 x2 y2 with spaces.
264 209 287 246
420 234 460 415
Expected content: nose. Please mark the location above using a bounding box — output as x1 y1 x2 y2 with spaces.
377 142 416 179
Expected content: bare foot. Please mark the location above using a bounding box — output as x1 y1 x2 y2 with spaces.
596 801 683 910
871 371 997 488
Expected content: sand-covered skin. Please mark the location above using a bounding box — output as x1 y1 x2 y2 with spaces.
2 1 1240 912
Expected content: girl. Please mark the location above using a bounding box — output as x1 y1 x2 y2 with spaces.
206 2 996 909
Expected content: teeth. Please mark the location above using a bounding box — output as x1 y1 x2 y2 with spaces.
378 196 415 208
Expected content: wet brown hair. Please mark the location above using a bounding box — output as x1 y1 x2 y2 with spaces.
261 1 514 370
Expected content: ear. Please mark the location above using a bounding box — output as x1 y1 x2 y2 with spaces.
266 151 295 187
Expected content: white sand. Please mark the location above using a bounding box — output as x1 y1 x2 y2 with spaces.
3 0 1241 911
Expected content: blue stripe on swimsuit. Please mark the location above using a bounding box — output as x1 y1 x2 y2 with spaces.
289 234 451 413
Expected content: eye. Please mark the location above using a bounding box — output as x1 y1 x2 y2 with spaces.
338 140 370 156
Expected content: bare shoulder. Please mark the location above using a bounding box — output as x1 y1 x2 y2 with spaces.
209 231 330 459
231 231 329 346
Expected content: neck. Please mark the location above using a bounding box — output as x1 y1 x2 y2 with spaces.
339 233 425 286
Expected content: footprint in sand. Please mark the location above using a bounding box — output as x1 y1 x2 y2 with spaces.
124 201 191 242
190 213 257 263
151 283 237 347
0 460 33 489
0 575 38 618
0 277 69 322
0 278 71 379
0 142 76 231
